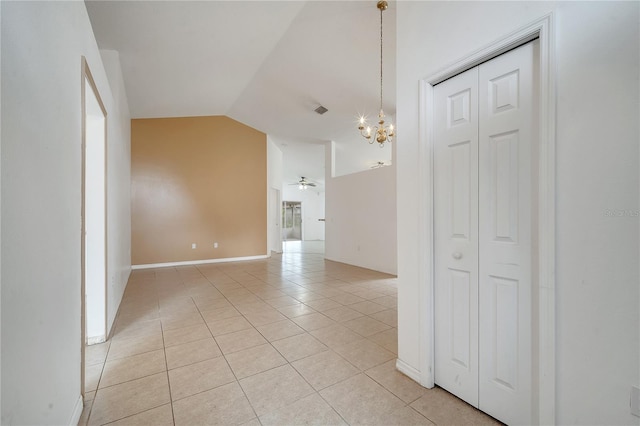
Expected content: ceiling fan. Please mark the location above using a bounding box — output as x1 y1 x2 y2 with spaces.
289 177 317 190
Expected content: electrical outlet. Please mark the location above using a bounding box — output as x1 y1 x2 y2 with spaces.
214 242 218 248
191 243 197 249
631 386 640 417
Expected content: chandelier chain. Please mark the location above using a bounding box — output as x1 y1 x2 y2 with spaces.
379 4 383 112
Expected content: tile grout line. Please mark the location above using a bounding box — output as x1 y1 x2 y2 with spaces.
190 272 262 423
91 289 167 425
159 285 177 426
83 293 129 425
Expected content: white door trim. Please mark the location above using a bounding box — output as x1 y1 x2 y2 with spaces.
417 14 556 425
80 56 109 398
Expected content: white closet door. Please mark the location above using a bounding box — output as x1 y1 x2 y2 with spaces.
434 67 480 407
433 40 537 425
478 40 536 425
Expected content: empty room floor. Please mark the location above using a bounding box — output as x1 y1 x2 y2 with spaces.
81 247 499 425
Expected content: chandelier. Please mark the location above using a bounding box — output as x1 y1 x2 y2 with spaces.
358 0 394 147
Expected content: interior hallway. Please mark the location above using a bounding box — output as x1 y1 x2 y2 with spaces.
81 243 499 425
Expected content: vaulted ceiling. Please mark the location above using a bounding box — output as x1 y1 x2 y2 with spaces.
86 0 396 189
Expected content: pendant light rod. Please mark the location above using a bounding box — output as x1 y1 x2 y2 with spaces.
378 0 386 113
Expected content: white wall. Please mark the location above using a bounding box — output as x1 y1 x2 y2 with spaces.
282 185 325 241
333 136 393 177
396 2 639 424
1 3 131 424
267 136 284 252
101 50 132 337
325 142 397 275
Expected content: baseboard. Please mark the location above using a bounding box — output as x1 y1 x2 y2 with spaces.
69 395 83 426
396 358 422 383
132 254 270 270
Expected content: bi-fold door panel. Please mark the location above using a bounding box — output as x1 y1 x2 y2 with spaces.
434 66 480 408
478 40 535 426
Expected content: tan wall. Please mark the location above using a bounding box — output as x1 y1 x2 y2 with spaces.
131 116 267 265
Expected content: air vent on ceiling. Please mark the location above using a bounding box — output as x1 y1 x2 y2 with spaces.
314 105 328 115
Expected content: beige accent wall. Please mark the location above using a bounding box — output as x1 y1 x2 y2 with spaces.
131 116 267 265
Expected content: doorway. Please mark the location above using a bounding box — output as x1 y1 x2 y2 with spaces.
432 41 538 425
282 201 302 241
81 58 108 394
269 188 282 253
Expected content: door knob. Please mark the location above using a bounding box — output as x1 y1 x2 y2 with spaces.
452 252 463 260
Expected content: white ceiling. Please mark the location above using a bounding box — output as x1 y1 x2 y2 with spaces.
86 0 396 187
274 138 326 191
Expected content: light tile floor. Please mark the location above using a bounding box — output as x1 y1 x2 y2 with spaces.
80 245 500 425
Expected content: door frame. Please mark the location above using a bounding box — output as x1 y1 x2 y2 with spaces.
80 56 108 397
415 14 556 425
269 187 282 253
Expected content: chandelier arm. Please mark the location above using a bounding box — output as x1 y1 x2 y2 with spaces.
359 126 373 140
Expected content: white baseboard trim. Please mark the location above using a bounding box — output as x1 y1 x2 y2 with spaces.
132 254 270 270
87 335 106 345
69 395 83 426
396 358 423 384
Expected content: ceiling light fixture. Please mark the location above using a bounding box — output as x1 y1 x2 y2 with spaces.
357 1 394 147
290 177 316 191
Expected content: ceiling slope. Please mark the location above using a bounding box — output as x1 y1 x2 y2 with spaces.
86 0 306 118
86 0 396 186
227 1 396 145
